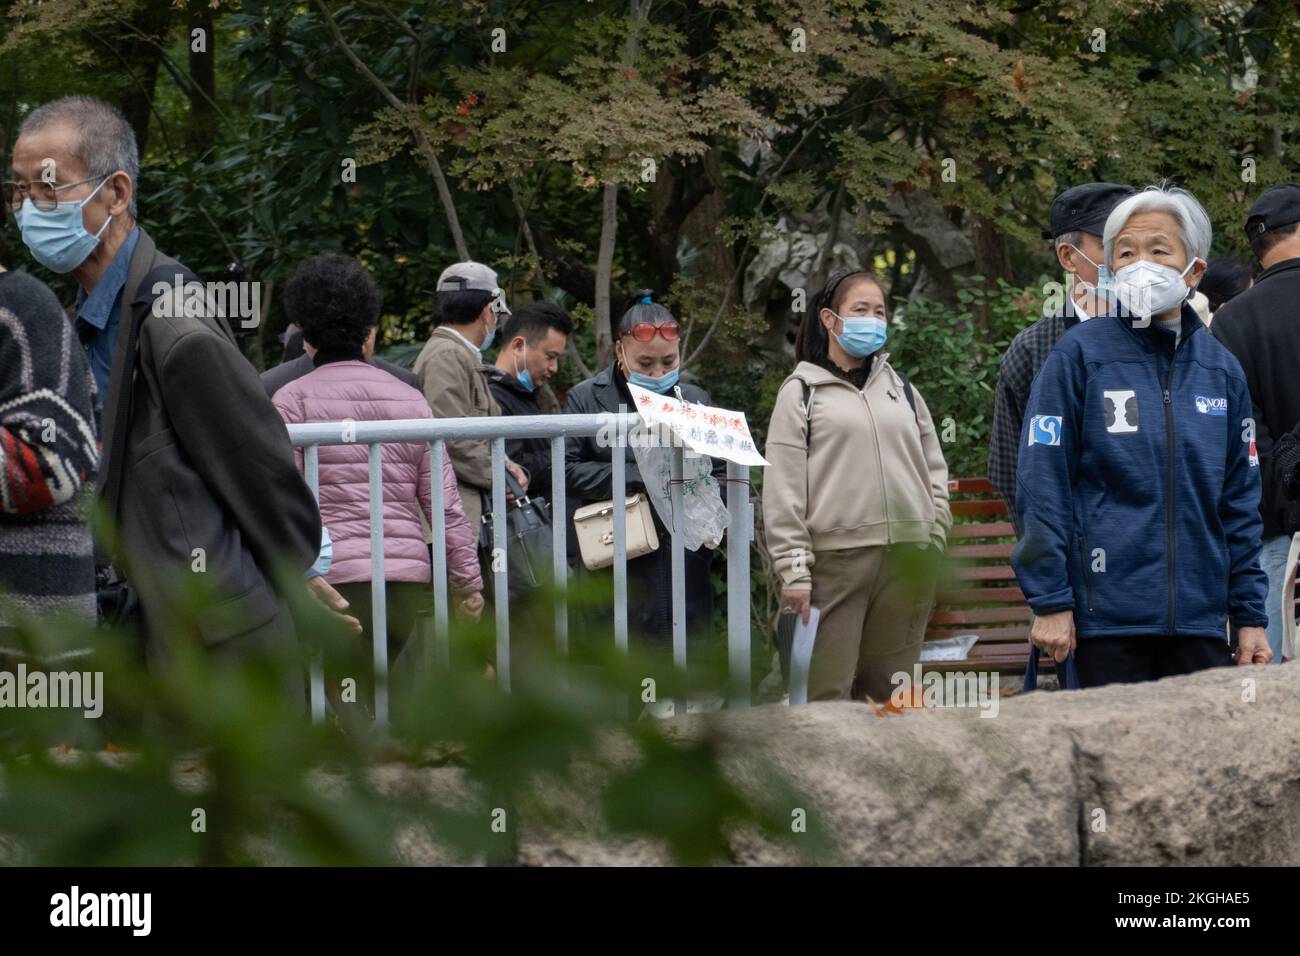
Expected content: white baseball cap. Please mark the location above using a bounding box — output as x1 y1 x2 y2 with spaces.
436 261 510 315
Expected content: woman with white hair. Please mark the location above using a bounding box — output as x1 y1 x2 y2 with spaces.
1011 183 1271 687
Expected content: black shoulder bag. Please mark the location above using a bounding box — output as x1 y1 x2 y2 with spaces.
477 470 554 602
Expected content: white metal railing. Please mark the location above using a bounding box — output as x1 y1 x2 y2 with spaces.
287 413 754 723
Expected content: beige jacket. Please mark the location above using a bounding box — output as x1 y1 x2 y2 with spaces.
762 356 951 588
413 325 500 530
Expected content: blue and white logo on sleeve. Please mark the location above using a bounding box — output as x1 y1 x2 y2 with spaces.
1028 415 1063 446
1195 395 1227 416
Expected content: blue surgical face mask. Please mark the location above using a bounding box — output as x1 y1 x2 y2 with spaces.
830 311 887 358
479 313 497 353
1065 244 1114 304
510 344 535 392
14 175 113 274
627 366 679 394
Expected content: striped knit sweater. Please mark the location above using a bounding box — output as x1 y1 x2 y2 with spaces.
0 270 99 628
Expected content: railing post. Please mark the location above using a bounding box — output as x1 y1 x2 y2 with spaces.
550 435 568 656
726 462 752 708
304 444 325 725
491 438 510 692
670 445 687 717
368 443 389 725
429 440 450 670
612 422 628 657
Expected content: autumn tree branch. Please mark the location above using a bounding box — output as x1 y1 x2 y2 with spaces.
313 0 470 261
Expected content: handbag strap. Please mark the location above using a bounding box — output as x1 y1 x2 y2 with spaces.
481 469 531 525
99 261 198 561
1023 646 1080 691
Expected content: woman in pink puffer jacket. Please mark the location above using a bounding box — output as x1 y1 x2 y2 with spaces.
272 256 483 713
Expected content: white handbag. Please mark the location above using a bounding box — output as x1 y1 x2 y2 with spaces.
573 493 660 570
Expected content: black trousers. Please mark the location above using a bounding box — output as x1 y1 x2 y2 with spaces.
1073 634 1233 689
330 581 430 716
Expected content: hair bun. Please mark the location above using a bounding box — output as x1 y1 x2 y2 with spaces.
634 288 655 305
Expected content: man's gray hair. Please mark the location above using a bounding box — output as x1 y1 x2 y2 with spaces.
1053 229 1085 252
1102 182 1211 267
19 96 139 217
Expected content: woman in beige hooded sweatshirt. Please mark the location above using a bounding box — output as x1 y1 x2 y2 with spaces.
763 269 951 701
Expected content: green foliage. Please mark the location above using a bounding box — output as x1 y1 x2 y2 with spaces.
0 573 825 866
889 276 1045 478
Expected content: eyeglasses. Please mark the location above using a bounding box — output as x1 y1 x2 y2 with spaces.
3 174 109 213
623 320 679 342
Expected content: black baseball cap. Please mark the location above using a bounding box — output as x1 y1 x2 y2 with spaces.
1244 184 1300 239
1041 182 1136 240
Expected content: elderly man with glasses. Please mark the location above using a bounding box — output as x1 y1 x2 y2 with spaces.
6 95 321 687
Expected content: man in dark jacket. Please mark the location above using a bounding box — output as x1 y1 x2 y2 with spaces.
261 319 416 399
1014 184 1269 687
486 301 572 502
1211 184 1300 664
990 183 1135 528
9 96 320 679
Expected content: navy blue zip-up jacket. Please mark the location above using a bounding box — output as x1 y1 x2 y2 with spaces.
1012 303 1268 639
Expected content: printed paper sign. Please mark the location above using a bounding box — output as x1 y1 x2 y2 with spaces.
626 382 769 467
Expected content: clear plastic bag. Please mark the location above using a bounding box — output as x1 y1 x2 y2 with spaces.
631 442 730 551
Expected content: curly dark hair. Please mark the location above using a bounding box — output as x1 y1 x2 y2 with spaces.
794 269 885 368
284 254 382 353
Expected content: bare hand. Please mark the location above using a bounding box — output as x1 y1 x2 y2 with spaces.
306 576 363 635
1031 609 1076 664
1235 626 1272 666
456 591 485 622
506 460 529 504
780 587 812 626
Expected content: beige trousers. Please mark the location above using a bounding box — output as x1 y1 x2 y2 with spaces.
807 545 936 702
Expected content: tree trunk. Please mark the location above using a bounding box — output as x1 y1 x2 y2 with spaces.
594 182 618 368
116 0 174 157
186 0 216 157
592 0 654 368
681 148 732 282
969 210 1011 327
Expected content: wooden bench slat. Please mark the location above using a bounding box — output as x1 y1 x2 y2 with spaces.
952 565 1018 581
950 542 1016 560
929 606 1031 625
926 625 1029 643
951 500 1009 517
935 587 1026 605
948 521 1016 540
947 478 996 494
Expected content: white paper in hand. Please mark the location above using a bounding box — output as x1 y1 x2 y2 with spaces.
787 606 820 705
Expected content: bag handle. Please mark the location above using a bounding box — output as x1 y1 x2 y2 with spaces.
1023 645 1080 691
504 468 528 505
482 469 530 523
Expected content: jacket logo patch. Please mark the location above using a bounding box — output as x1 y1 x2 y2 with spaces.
1195 395 1228 416
1028 416 1062 446
1103 389 1139 433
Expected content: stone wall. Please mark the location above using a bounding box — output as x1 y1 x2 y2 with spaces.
398 662 1300 866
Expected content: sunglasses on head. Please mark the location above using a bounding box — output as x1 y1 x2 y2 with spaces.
623 320 680 342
